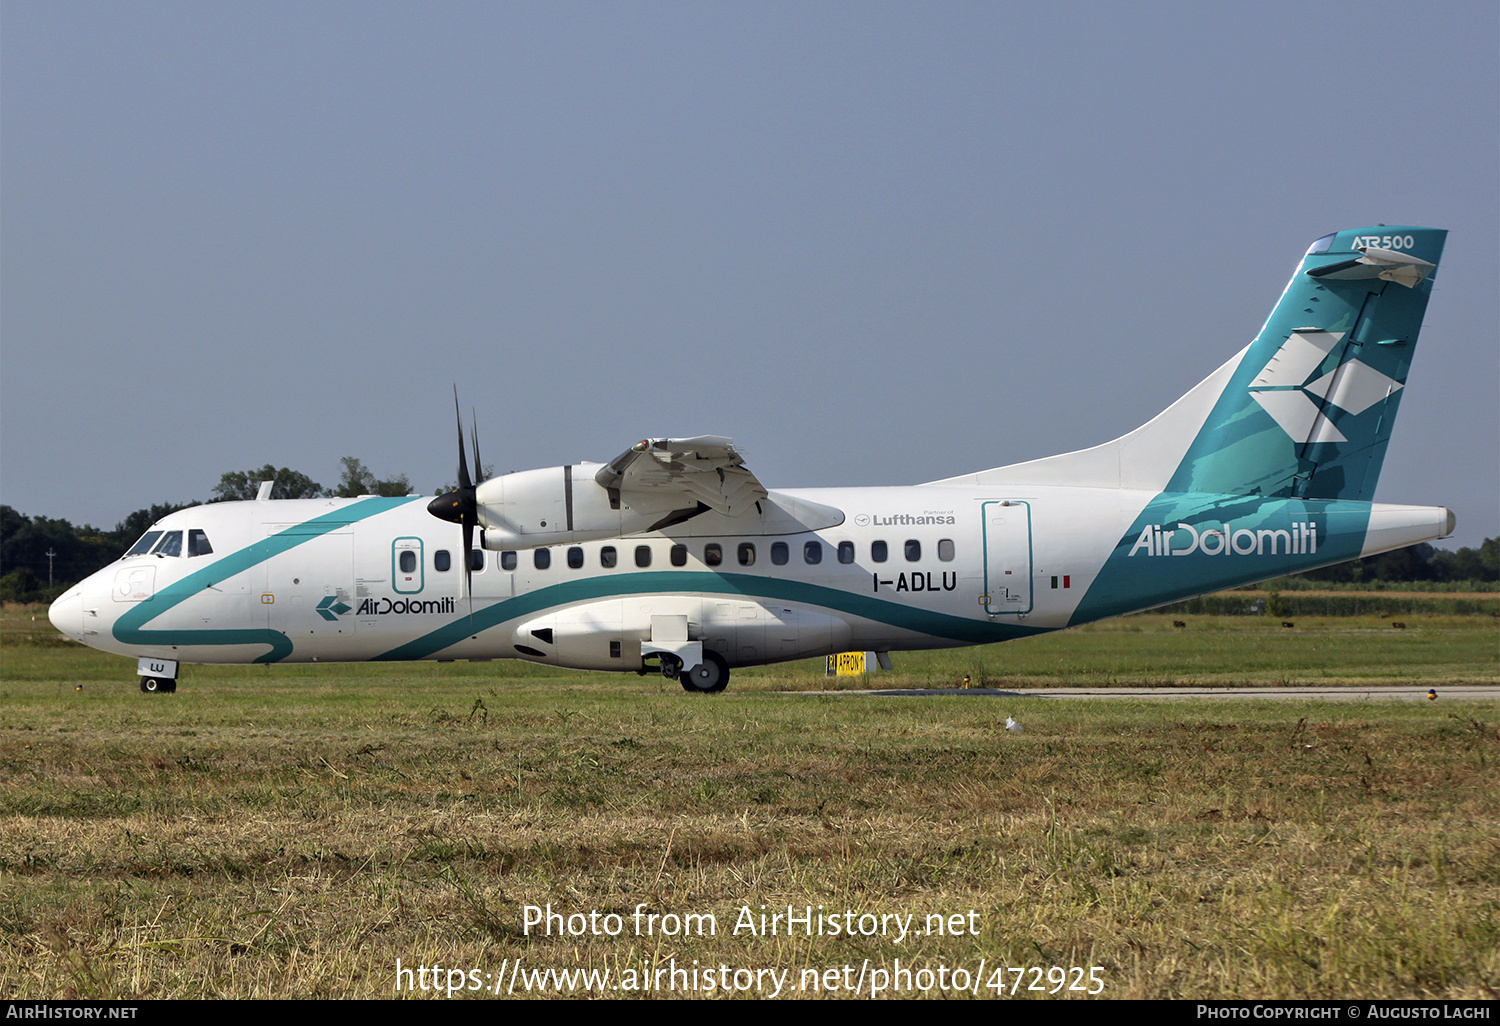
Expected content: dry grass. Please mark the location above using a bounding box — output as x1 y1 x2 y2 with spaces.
1 608 1497 999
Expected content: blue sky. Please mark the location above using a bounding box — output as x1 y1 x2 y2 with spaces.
3 2 1496 547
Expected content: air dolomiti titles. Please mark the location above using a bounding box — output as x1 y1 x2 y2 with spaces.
1128 522 1318 558
355 596 457 616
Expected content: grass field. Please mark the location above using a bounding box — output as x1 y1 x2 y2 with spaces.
1 604 1496 999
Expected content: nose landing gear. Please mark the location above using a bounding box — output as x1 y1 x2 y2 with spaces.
136 657 179 695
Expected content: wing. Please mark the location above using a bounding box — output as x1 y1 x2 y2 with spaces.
593 436 768 517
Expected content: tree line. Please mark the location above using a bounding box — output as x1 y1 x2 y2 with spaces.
1292 537 1497 587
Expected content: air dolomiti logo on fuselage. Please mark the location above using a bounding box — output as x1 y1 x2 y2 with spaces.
1128 522 1318 558
353 596 457 616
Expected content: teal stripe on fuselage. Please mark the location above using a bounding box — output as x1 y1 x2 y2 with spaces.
375 571 1048 662
112 497 423 663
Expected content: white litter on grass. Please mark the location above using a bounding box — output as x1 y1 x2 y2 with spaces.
1005 716 1023 733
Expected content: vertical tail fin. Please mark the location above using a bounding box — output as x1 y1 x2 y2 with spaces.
1166 226 1446 501
928 226 1447 502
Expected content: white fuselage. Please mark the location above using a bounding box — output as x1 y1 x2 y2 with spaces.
48 484 1122 670
47 483 1449 675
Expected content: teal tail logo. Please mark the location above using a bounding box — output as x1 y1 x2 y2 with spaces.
1245 329 1403 445
1167 226 1446 503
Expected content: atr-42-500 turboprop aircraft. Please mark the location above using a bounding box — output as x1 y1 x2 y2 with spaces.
51 226 1456 694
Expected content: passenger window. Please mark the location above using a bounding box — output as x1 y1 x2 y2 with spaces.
871 540 888 563
534 549 551 570
737 543 755 566
635 545 651 568
838 541 855 564
501 551 517 571
153 531 183 557
905 539 921 562
434 550 452 572
704 544 723 567
567 546 584 569
188 529 213 556
601 546 617 568
804 541 822 564
771 542 789 565
469 549 485 572
399 549 417 573
670 544 687 567
938 539 955 562
126 531 163 557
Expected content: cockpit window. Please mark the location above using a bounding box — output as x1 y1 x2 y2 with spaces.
152 531 183 557
1305 232 1337 255
188 529 213 556
126 532 163 557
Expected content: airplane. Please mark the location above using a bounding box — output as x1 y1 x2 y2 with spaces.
49 225 1456 694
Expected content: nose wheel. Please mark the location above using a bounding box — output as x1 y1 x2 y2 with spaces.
140 676 177 694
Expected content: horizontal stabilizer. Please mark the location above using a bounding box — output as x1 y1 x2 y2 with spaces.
1306 246 1436 288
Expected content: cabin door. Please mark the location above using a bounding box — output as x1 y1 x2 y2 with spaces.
979 500 1033 615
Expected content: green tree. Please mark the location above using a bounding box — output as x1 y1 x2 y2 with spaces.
333 457 412 498
1365 543 1434 583
0 505 125 597
1295 536 1499 586
0 566 41 603
211 466 325 502
1429 538 1500 583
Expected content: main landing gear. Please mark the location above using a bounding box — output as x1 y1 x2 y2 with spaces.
140 676 177 694
678 651 730 694
652 650 731 693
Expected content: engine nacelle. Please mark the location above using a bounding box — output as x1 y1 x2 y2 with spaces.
474 464 681 549
473 466 845 550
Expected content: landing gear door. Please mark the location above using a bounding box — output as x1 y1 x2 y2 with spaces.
981 500 1033 616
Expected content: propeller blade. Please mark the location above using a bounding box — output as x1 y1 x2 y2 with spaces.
470 410 484 486
454 386 471 491
461 521 474 618
428 385 484 620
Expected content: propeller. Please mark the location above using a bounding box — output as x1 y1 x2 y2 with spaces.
427 387 483 612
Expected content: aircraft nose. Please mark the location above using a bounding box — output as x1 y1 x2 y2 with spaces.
49 586 83 639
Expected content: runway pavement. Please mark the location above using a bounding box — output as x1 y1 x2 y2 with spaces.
802 685 1499 701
